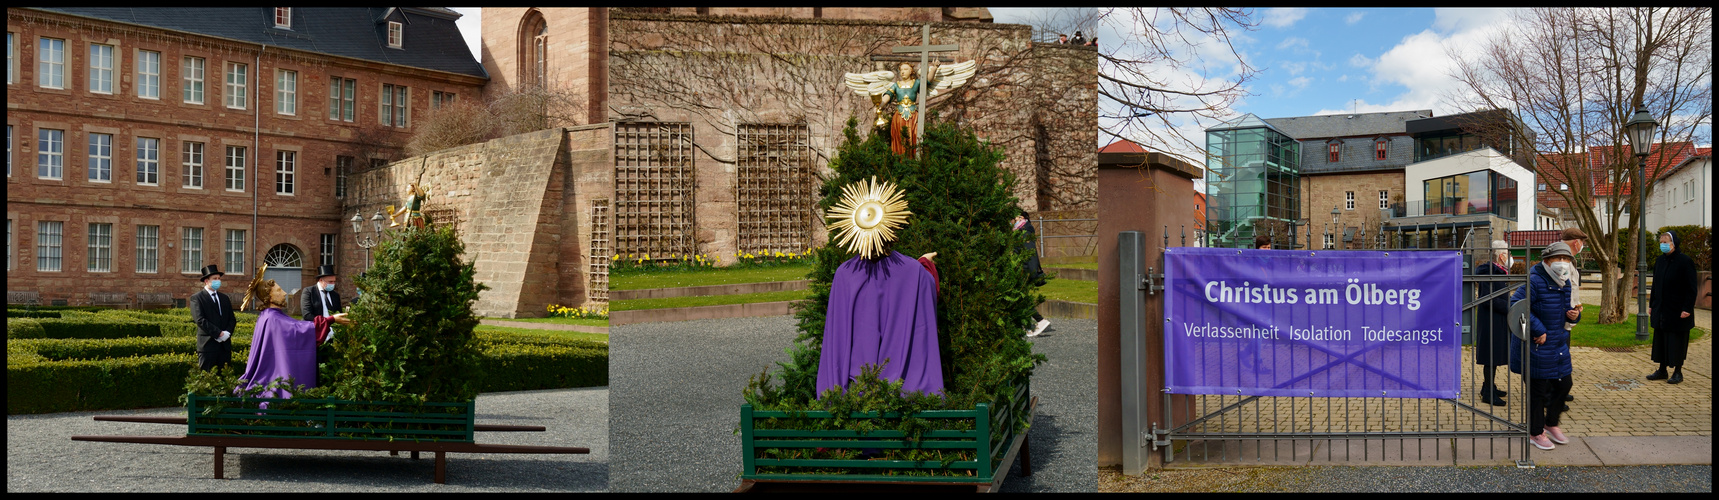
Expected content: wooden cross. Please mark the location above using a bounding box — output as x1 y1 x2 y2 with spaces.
891 24 959 152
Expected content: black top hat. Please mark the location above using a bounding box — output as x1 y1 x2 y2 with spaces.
315 264 338 279
199 264 224 281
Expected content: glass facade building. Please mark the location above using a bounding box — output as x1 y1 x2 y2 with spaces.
1205 115 1301 248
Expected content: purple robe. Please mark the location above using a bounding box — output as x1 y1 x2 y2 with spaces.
817 251 943 397
236 308 329 400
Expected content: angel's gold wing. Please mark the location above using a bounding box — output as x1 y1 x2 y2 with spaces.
843 70 897 96
929 60 978 96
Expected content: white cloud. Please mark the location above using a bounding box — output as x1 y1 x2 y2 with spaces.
1276 37 1309 51
1281 61 1307 76
1355 9 1522 115
1288 76 1312 91
1338 74 1350 82
1348 53 1373 68
1262 8 1308 28
1345 12 1365 25
1432 8 1507 34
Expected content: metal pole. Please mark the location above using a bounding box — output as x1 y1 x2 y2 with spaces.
916 24 929 157
1119 231 1147 473
1636 154 1649 340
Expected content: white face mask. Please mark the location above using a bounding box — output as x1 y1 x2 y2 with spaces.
1547 261 1574 282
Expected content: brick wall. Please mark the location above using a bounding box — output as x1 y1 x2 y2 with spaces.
1301 170 1404 249
6 9 483 307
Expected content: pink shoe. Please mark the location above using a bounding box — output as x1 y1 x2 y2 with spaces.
1545 426 1569 444
1529 434 1554 450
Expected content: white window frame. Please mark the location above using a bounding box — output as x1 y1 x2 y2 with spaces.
378 84 409 128
37 221 62 272
224 229 246 275
87 222 113 273
335 155 351 198
1379 190 1389 210
225 145 246 192
275 69 297 115
38 128 63 180
7 219 12 271
182 141 204 188
274 8 292 29
224 62 247 109
9 32 19 86
87 133 112 182
181 227 203 273
136 137 160 185
1345 191 1355 210
136 224 159 273
182 56 205 104
1323 232 1335 250
38 37 65 89
329 76 356 122
320 233 336 266
387 21 403 48
88 43 114 94
275 150 295 195
136 49 160 99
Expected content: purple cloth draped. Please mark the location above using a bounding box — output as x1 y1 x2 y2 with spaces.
235 308 322 400
816 251 943 397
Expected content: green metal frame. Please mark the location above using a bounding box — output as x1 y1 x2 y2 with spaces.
185 395 476 443
740 380 1030 484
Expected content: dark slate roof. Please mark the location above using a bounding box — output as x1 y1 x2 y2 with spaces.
1405 108 1511 135
34 8 486 79
1263 110 1432 140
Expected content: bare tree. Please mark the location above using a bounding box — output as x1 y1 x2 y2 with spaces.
1012 8 1103 43
402 85 590 157
1088 8 1261 163
405 99 492 157
1448 7 1712 324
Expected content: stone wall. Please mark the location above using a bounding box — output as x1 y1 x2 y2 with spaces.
345 125 613 318
606 13 1096 264
1301 170 1404 249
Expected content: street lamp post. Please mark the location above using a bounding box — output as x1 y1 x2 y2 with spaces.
1624 106 1659 341
1330 206 1341 249
351 210 386 272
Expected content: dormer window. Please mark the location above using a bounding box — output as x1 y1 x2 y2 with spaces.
1375 138 1387 160
387 21 403 48
274 8 291 29
1328 142 1340 162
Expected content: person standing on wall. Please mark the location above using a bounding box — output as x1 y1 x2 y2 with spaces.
1647 231 1698 385
189 264 236 371
1473 240 1514 406
299 264 343 382
1509 242 1582 450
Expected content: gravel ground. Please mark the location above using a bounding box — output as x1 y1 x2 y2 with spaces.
609 315 1098 492
7 387 608 492
1101 465 1712 492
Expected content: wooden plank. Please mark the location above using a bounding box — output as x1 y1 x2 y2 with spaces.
70 434 589 454
92 415 548 432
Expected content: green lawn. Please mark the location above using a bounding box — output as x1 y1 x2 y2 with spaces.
1570 304 1708 349
481 316 609 327
1037 277 1098 305
1048 261 1101 271
610 263 814 290
474 324 609 344
611 289 810 311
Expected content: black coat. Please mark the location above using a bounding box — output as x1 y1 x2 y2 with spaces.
1472 261 1512 366
299 286 344 322
1018 220 1044 286
189 289 236 354
1650 232 1698 332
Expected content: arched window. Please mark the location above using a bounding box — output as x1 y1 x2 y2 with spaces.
520 10 548 88
264 243 303 268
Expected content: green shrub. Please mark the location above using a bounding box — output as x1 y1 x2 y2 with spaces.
7 310 62 319
1646 225 1712 272
479 342 609 391
7 353 206 414
7 318 45 338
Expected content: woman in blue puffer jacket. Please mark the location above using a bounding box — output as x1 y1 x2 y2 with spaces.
1508 241 1582 451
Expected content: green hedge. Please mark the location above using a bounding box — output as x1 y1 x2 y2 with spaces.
8 331 607 414
7 310 62 319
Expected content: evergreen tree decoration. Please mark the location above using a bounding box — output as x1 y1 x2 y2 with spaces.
320 223 488 403
746 117 1046 412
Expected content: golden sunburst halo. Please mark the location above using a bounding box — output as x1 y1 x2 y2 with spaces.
825 176 911 259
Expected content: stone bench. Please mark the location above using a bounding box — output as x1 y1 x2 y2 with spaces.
89 292 131 308
137 293 176 309
8 291 41 306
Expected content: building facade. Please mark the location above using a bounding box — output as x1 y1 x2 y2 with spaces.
1646 148 1711 230
7 8 486 307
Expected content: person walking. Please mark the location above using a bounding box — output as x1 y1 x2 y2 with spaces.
1647 231 1698 385
1558 227 1588 404
189 264 236 371
1015 209 1051 337
1472 240 1513 406
1509 242 1582 450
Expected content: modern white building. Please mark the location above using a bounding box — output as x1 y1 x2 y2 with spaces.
1646 148 1712 230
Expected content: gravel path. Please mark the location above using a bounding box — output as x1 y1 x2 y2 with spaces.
1101 464 1711 492
609 315 1098 492
7 387 608 493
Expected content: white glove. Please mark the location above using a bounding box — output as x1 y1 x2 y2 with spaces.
324 327 336 343
217 331 231 343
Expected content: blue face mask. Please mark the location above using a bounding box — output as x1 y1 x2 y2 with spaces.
207 280 222 291
323 283 336 292
1661 242 1672 253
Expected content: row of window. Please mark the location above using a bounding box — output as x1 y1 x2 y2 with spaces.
7 219 336 276
9 125 353 197
8 33 446 128
1341 190 1393 210
1327 139 1392 163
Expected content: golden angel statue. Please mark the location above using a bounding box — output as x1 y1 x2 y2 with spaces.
844 59 977 156
388 182 430 229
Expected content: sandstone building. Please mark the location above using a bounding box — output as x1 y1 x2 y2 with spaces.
7 7 486 307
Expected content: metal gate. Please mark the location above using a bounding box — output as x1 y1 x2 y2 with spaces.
1119 228 1541 471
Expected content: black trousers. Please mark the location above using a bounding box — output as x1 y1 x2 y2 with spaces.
197 347 230 371
1528 375 1573 436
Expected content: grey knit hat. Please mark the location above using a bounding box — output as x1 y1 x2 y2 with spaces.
1541 241 1574 260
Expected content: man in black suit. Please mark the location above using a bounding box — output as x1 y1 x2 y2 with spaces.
189 264 236 371
299 264 343 379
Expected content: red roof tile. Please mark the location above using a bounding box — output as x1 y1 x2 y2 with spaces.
1099 140 1147 153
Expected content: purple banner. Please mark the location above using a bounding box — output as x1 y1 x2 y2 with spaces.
1163 248 1462 399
